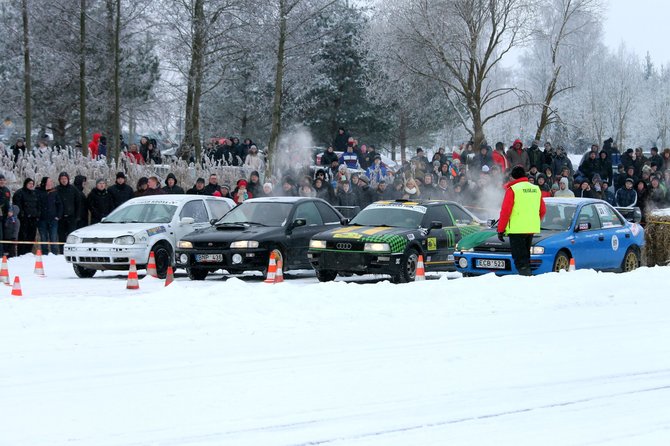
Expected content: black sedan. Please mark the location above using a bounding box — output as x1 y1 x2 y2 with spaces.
175 197 344 280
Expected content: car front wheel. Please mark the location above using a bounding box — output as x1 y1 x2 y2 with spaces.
152 244 173 279
392 248 419 283
552 251 571 272
316 269 337 282
73 264 96 278
187 268 208 280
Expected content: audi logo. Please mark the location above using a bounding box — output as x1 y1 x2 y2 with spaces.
336 243 352 250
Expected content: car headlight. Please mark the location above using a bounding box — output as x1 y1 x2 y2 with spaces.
460 248 474 252
66 235 82 244
230 240 259 249
530 246 545 255
364 242 391 252
177 240 193 249
309 239 327 249
113 235 135 245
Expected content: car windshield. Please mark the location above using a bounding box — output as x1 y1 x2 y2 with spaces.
217 202 293 226
350 206 425 229
540 203 578 231
104 203 177 223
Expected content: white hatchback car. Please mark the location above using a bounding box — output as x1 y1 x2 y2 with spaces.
64 194 235 278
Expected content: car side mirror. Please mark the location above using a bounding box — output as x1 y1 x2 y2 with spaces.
429 221 443 231
209 218 218 225
340 218 350 226
486 219 497 228
100 217 107 223
575 222 591 232
291 218 307 229
180 217 195 225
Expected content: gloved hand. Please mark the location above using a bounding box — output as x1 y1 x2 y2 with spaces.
497 232 505 242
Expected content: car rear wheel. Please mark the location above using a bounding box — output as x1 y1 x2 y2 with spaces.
187 268 208 280
621 247 640 272
73 264 96 278
152 244 173 279
392 248 419 283
316 269 337 282
552 251 571 272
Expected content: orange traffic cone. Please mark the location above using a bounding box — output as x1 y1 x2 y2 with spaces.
127 259 140 290
415 255 426 281
11 276 22 296
568 258 576 272
264 252 277 284
275 259 284 283
165 266 174 287
0 256 10 286
146 251 158 278
34 250 45 277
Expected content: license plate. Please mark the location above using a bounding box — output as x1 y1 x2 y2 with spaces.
195 254 223 263
475 259 506 269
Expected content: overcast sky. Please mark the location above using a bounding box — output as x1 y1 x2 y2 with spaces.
604 0 670 65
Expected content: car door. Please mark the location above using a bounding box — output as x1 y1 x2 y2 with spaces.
205 199 234 222
174 200 212 242
593 202 628 269
572 204 603 269
421 205 454 266
287 201 325 268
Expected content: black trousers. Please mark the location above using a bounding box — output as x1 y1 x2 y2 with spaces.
509 233 533 276
58 215 78 253
18 216 38 255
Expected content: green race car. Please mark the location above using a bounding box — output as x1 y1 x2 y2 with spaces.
308 200 485 283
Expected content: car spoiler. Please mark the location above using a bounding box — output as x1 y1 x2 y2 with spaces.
334 206 360 219
615 206 642 223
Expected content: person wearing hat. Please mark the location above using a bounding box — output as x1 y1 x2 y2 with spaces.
163 173 185 195
87 179 115 224
354 175 376 208
497 166 547 276
134 177 149 197
109 172 135 208
332 127 349 152
553 177 574 198
615 177 637 207
12 178 41 255
366 154 387 184
56 171 80 252
232 179 251 204
187 178 207 195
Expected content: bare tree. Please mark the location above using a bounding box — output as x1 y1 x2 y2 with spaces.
382 0 536 148
80 0 87 154
21 0 32 148
528 0 602 140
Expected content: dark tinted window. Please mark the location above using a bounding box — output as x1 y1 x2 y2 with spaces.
447 204 474 225
294 202 323 226
423 205 453 227
315 201 341 223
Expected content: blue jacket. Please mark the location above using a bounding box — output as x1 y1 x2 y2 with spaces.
615 187 637 207
339 151 359 169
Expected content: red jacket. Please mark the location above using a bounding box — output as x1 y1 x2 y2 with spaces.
498 178 547 233
88 133 101 158
492 150 509 172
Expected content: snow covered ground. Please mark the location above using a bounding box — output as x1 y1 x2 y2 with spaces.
2 255 670 445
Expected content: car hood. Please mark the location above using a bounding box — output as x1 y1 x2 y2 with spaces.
71 222 170 238
183 224 285 242
315 225 416 241
457 230 564 251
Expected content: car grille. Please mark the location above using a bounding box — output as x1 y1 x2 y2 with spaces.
81 237 114 244
473 246 511 253
193 241 230 249
326 241 365 251
319 252 367 270
73 256 112 263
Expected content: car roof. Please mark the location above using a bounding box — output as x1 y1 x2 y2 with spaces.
544 197 604 206
372 199 462 207
245 196 317 204
123 194 234 206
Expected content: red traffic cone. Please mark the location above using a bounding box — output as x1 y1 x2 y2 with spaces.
264 252 277 284
11 276 22 296
165 266 174 287
275 259 284 283
0 256 10 286
34 250 46 277
415 255 426 281
127 259 140 290
146 251 158 278
568 257 576 272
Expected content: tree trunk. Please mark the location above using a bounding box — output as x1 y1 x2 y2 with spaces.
112 0 121 161
21 0 32 149
53 118 67 145
79 0 87 154
128 109 136 146
535 68 560 141
399 110 407 163
183 0 204 159
266 0 288 178
471 109 485 149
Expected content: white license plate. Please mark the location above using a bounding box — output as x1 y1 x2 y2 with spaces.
475 259 506 269
195 254 223 263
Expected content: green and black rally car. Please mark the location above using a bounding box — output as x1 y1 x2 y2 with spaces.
308 200 485 283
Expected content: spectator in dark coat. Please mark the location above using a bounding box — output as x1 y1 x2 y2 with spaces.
247 171 262 198
162 173 185 194
37 177 63 255
203 174 222 196
134 177 149 197
321 146 339 167
333 127 349 151
87 179 115 224
4 205 20 257
13 178 41 255
56 172 80 252
144 176 165 196
74 175 88 228
314 178 336 205
187 178 207 195
108 172 135 208
354 176 377 209
336 181 358 207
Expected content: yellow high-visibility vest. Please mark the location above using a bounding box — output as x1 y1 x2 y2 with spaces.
506 182 541 234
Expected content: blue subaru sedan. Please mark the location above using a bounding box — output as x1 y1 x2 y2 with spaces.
454 198 645 275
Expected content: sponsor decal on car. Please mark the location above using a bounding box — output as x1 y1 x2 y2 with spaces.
146 226 167 236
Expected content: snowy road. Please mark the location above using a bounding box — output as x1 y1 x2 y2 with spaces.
1 255 670 445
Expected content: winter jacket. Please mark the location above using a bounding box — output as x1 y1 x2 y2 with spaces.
505 140 530 171
337 188 358 207
551 155 574 177
321 149 339 167
203 183 221 196
88 133 101 158
527 145 544 169
339 150 360 169
0 185 11 218
4 205 20 239
74 175 88 224
492 150 509 172
354 184 377 209
244 154 264 171
497 177 547 233
615 187 637 207
333 131 349 151
314 183 337 205
596 152 613 184
578 156 600 181
366 164 388 184
37 188 63 222
109 182 135 207
87 188 115 224
56 181 80 219
13 186 41 219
